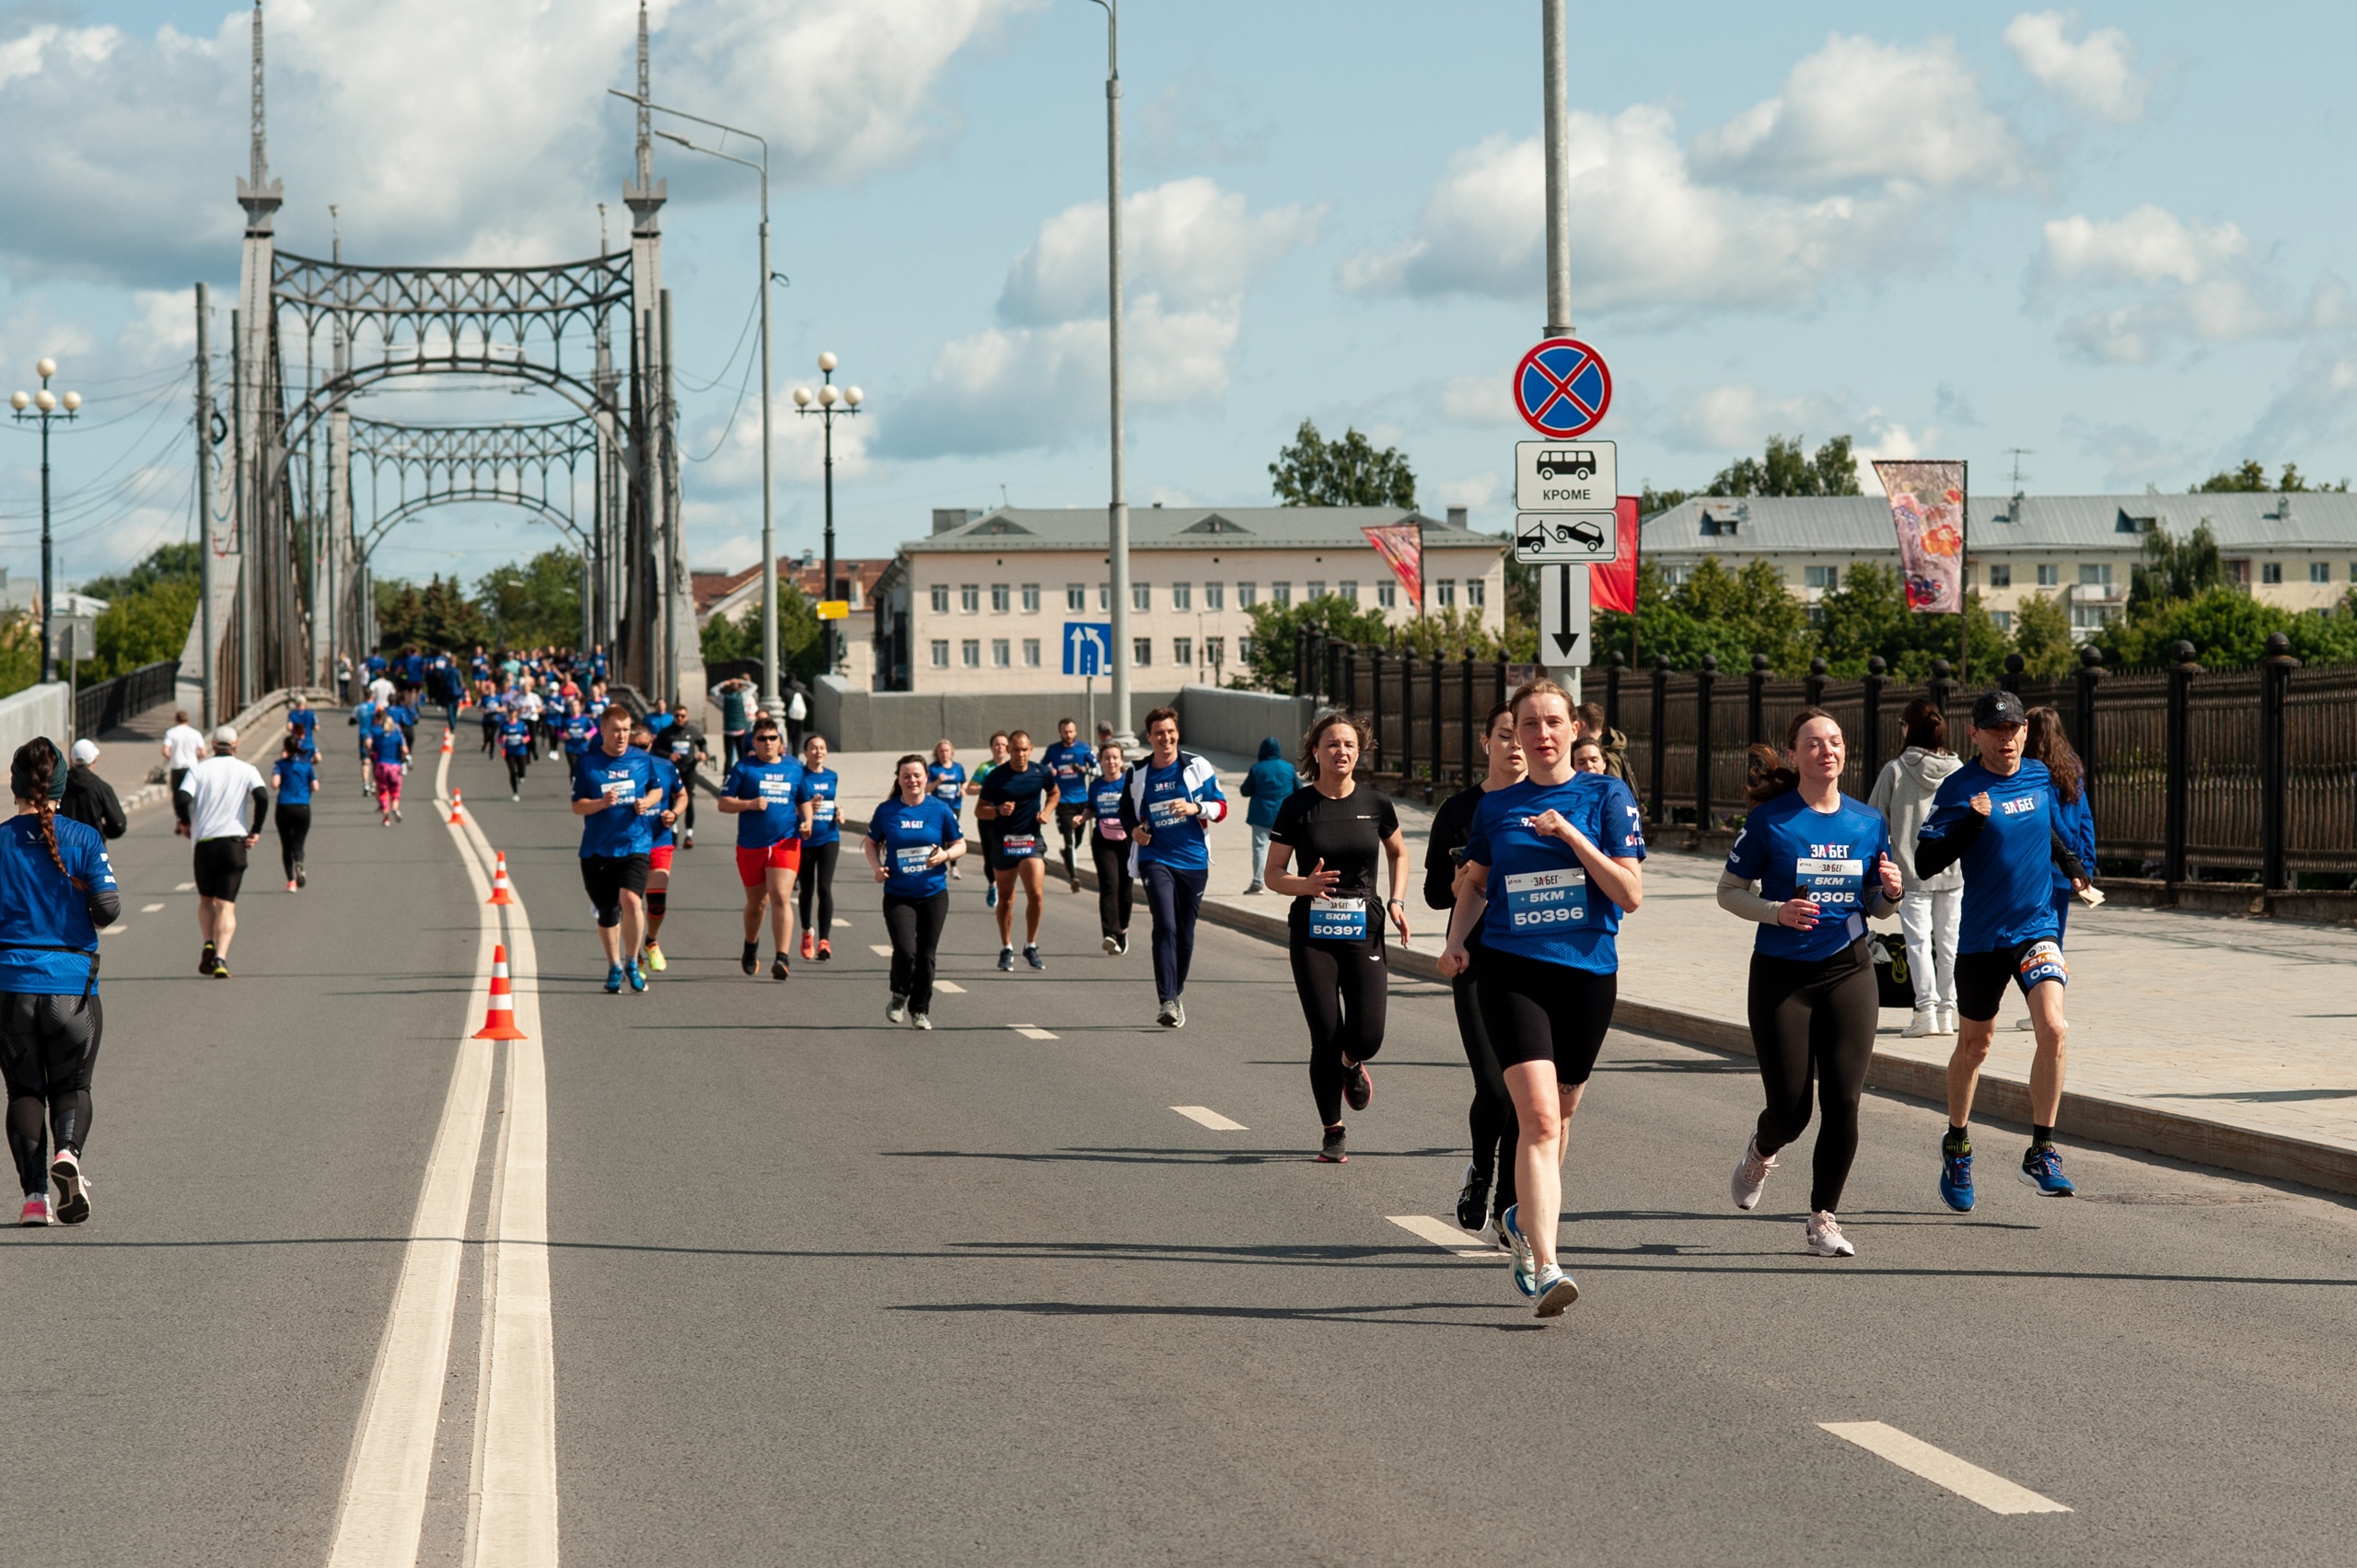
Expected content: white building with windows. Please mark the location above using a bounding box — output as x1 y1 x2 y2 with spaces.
1643 492 2357 634
869 505 1504 692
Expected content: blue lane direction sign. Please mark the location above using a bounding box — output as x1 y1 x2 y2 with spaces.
1063 621 1113 677
1513 337 1613 439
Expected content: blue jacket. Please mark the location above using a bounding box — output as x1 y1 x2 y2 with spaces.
2051 785 2096 897
1239 738 1296 829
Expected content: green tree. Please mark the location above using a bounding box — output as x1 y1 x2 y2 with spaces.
2191 459 2349 493
91 578 198 677
473 548 578 648
1269 420 1416 508
698 578 827 683
1814 561 2008 679
2129 519 2227 609
1239 592 1394 692
1706 434 1863 499
2009 591 2077 679
77 541 201 603
2089 587 2357 668
1593 557 1814 674
0 614 41 699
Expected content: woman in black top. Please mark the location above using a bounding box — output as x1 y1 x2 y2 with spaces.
1262 712 1409 1164
1423 702 1524 1238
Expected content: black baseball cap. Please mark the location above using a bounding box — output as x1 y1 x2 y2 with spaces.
1970 690 2027 728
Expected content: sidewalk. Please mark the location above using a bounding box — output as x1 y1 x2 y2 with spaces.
806 748 2357 1198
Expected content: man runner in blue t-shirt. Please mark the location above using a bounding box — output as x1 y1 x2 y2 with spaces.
1040 717 1093 894
572 704 664 993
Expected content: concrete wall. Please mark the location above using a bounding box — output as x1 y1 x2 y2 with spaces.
1176 683 1315 760
0 682 70 768
812 676 1180 753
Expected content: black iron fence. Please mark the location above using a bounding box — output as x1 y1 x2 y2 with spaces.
75 659 179 740
1297 629 2337 889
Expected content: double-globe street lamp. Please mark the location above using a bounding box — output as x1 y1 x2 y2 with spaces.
792 354 860 676
9 359 84 683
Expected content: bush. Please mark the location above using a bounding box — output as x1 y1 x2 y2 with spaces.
698 578 827 683
91 579 198 677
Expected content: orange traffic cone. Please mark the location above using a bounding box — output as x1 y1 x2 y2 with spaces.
447 789 467 825
471 944 528 1040
487 851 517 906
440 728 454 755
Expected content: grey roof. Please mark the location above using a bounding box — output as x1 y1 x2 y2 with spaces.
904 505 1504 555
1647 492 2357 555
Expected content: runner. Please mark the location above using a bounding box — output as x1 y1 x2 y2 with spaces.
2019 704 2099 1031
60 739 126 842
1262 713 1409 1164
926 739 968 880
559 695 597 783
1915 690 2092 1210
175 726 269 981
631 717 685 973
1868 699 1963 1039
272 734 316 890
1425 703 1524 1240
370 708 411 825
718 718 803 980
285 692 319 761
480 681 504 755
1088 741 1134 955
865 753 966 1028
159 710 205 802
1720 710 1904 1259
1568 738 1606 774
1120 707 1228 1028
662 702 705 849
966 731 1011 908
353 692 380 796
795 735 840 961
1438 679 1646 1318
500 700 534 800
977 730 1057 971
571 703 663 994
0 738 118 1226
1042 717 1092 893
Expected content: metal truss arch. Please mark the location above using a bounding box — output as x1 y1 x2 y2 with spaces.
360 488 584 559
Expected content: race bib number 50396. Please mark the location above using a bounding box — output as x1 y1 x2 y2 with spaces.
1503 867 1585 928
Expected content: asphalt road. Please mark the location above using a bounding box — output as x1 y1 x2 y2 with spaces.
9 727 2356 1567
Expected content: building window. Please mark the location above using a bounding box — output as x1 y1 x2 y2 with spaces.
1271 581 1292 608
960 584 980 613
1173 636 1192 668
930 639 949 668
1204 582 1225 611
2036 563 2059 587
961 639 981 668
1203 635 1225 670
1023 637 1041 667
991 583 1011 612
1021 583 1040 612
1434 578 1456 608
2310 562 2331 585
1237 582 1257 609
1805 565 1838 590
1097 583 1110 611
1306 579 1326 599
1377 581 1396 609
1171 582 1191 610
929 585 950 614
1132 637 1152 666
2261 562 2283 585
1990 610 2013 632
1339 580 1358 603
1237 636 1253 664
1466 578 1485 608
1989 563 2013 589
1130 582 1149 612
2349 563 2357 584
2080 563 2112 587
1066 584 1086 611
2071 602 2120 630
992 638 1010 668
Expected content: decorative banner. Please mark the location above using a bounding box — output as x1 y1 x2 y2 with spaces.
1591 496 1640 614
1362 521 1424 611
1872 459 1967 613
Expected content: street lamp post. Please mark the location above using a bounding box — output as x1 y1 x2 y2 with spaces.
606 87 784 715
10 359 83 684
1087 0 1132 744
792 354 862 678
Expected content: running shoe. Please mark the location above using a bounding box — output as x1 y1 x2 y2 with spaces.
605 964 625 994
1170 999 1185 1028
198 944 216 977
1102 935 1120 955
1533 1265 1580 1318
391 805 403 822
17 1193 50 1227
1937 1006 1958 1034
986 884 998 909
998 947 1016 971
295 865 307 889
1156 998 1177 1027
740 942 759 976
644 940 667 972
1805 1211 1855 1257
2019 1144 2076 1197
683 830 693 848
1024 945 1044 970
1318 1126 1347 1163
511 793 520 803
626 961 647 993
49 1150 87 1225
801 930 816 960
1731 1133 1777 1211
1069 875 1082 895
911 1012 933 1030
209 958 231 980
1115 934 1129 956
1939 1143 1976 1213
1343 1061 1373 1111
770 954 790 981
1457 1161 1490 1231
817 939 832 962
887 993 909 1025
1500 1204 1538 1297
286 879 298 893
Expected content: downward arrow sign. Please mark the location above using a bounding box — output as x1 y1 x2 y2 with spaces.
1551 564 1580 656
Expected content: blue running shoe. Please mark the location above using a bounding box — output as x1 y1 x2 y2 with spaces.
604 964 624 994
1939 1147 1975 1213
1501 1203 1539 1297
986 884 998 909
1533 1265 1581 1318
2019 1144 2075 1196
625 961 647 993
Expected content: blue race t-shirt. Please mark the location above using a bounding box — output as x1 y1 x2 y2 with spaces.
1724 789 1892 963
647 754 680 849
796 768 841 846
1042 740 1091 801
1090 774 1129 842
287 708 319 751
2050 788 2096 900
353 700 377 738
562 714 597 756
273 756 316 806
501 717 532 757
0 815 114 994
370 726 408 765
1132 756 1225 871
868 796 963 899
1462 772 1647 972
574 748 659 858
389 703 418 731
724 757 805 848
926 761 967 815
1918 758 2061 953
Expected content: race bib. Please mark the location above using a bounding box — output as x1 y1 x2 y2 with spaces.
1002 833 1039 858
1149 796 1189 828
1503 867 1585 929
895 845 935 876
1308 897 1367 941
813 800 836 822
934 782 960 803
600 778 629 800
1795 856 1864 911
2018 940 2068 989
758 776 793 802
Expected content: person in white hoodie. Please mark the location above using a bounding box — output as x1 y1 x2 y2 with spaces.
1868 697 1963 1037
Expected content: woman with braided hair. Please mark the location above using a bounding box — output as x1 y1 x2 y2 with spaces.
0 738 119 1225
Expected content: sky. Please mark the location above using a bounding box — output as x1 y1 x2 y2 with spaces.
5 0 2357 597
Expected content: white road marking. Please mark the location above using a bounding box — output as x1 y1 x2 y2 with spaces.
140 902 165 913
99 924 128 935
1386 1214 1494 1258
869 944 894 957
830 917 850 927
1818 1422 2071 1515
174 881 194 891
1011 1025 1059 1040
934 981 966 993
1171 1105 1247 1131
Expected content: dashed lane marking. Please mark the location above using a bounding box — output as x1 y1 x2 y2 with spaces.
935 981 966 993
1386 1214 1495 1258
1010 1025 1059 1040
99 924 128 935
1172 1105 1247 1131
1818 1422 2071 1515
869 945 894 957
174 882 194 891
140 902 165 913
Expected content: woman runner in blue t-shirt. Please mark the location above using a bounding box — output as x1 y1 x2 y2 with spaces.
272 734 317 890
795 735 842 961
1718 709 1902 1259
1087 742 1133 954
865 754 966 1028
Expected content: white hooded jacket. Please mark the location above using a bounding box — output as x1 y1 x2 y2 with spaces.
1868 746 1964 893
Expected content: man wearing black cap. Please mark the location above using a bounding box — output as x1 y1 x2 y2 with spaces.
1914 689 2089 1211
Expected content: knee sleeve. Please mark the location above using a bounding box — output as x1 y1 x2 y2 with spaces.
645 890 667 919
594 901 621 929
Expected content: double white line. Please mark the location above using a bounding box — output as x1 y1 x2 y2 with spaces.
327 749 559 1567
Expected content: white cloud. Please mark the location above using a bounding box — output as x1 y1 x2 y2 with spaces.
2043 206 2245 286
2004 11 2151 123
1691 32 2023 191
998 178 1323 325
2063 416 2183 491
1439 375 1515 428
2245 336 2357 453
1671 384 1840 454
1435 472 1499 510
2039 205 2346 363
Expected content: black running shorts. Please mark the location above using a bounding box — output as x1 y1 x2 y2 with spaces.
1955 938 2068 1022
1473 947 1618 1086
580 853 651 928
192 836 250 902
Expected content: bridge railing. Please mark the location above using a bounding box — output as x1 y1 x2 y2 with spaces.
75 660 180 741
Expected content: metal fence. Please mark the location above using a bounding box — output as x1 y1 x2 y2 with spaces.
1299 629 2335 888
74 659 179 741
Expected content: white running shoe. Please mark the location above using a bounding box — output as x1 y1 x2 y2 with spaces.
1730 1134 1777 1211
1900 1008 1940 1039
50 1150 87 1225
1101 935 1119 955
1805 1211 1855 1257
2015 1016 2037 1032
886 993 908 1025
1533 1265 1580 1318
1936 1006 1958 1034
910 1012 933 1030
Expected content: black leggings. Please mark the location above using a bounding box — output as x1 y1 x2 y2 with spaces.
1092 832 1133 940
1058 807 1087 882
505 753 529 792
884 890 949 1011
0 992 101 1196
1453 955 1517 1216
1289 908 1390 1127
1747 938 1879 1214
275 803 311 879
798 840 840 938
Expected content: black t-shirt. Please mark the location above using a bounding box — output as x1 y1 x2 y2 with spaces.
981 761 1056 834
1424 784 1492 950
1269 784 1399 907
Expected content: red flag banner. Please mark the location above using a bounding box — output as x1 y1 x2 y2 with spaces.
1591 496 1640 614
1872 459 1967 613
1362 522 1424 610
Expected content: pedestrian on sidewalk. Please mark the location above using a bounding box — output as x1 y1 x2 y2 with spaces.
1868 699 1963 1039
1238 737 1294 895
1574 702 1632 784
272 735 316 890
1121 708 1227 1028
1720 710 1903 1260
160 711 206 805
2020 705 2099 1032
1089 741 1134 955
59 740 125 842
867 753 964 1029
175 726 267 980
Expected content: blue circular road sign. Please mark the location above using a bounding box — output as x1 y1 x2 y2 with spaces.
1513 338 1612 438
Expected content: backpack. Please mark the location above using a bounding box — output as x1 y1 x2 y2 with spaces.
1869 932 1913 1009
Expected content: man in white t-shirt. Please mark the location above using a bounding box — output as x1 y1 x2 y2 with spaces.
366 670 397 709
175 726 270 979
160 710 207 813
